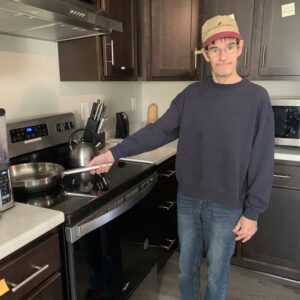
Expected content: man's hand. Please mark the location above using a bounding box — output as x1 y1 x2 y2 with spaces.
86 150 115 174
232 216 257 243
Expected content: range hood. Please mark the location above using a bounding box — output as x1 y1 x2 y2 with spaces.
0 0 122 42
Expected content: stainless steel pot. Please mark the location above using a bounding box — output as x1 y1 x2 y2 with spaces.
10 162 112 193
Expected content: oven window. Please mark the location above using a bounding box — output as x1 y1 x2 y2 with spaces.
273 106 300 139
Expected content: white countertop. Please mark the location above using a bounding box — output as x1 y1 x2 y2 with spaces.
120 140 178 165
0 203 64 260
274 146 300 162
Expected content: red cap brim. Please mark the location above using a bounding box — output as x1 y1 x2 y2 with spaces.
203 31 242 47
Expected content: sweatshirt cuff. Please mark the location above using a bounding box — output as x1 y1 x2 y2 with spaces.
243 206 260 221
110 145 125 161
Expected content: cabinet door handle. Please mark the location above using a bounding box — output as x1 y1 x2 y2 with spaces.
160 170 175 178
158 200 176 211
243 46 248 68
160 238 176 251
273 174 291 179
106 39 114 65
8 264 49 293
194 48 201 69
261 45 266 68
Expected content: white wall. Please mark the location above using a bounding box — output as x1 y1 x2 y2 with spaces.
0 34 142 136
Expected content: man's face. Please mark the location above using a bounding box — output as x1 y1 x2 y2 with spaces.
201 38 243 82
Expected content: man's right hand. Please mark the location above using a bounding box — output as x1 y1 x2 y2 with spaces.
86 150 115 174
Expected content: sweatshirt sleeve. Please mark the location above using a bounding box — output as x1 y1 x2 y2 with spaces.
244 94 275 221
110 92 184 160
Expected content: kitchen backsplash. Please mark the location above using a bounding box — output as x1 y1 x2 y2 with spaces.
1 33 300 137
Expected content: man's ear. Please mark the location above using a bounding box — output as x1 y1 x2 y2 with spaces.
200 48 210 62
237 39 244 58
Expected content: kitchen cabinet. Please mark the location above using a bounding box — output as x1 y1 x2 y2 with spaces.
154 157 178 271
253 0 300 79
232 161 300 281
101 0 138 79
58 0 138 81
0 229 64 299
139 0 202 80
202 0 255 78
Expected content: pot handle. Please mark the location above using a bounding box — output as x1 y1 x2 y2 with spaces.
62 163 113 176
69 128 95 150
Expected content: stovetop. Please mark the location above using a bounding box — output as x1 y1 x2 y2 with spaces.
14 161 155 226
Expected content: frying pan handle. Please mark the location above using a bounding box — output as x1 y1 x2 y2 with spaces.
62 163 113 176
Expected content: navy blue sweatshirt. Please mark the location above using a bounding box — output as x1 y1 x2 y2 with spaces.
111 79 274 220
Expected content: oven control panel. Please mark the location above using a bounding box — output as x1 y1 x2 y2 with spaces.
10 124 48 143
56 121 75 132
7 113 77 158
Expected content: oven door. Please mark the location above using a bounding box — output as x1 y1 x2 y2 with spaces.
272 100 300 147
62 174 158 300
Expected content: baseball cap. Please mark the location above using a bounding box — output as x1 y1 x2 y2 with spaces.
202 15 242 47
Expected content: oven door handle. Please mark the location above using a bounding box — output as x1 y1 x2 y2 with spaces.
65 173 158 243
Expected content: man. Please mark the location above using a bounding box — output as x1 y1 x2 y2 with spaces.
88 15 274 300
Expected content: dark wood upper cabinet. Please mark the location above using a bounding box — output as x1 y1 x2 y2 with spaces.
253 0 300 79
58 37 101 81
139 0 202 80
101 0 138 79
202 0 255 78
58 0 138 81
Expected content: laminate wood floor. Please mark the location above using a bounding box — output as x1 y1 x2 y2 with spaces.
157 250 300 300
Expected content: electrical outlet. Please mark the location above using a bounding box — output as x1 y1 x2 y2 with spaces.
131 97 137 112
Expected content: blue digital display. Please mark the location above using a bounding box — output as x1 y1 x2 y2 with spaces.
26 127 33 133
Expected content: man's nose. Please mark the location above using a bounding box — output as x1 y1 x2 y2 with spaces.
218 49 227 59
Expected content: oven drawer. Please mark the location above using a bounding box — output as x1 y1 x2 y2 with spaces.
0 232 61 300
273 164 300 189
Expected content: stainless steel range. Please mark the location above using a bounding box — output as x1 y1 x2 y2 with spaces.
8 113 158 300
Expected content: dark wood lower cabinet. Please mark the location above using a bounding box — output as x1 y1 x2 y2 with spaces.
153 157 178 272
27 272 63 300
0 229 64 300
232 162 300 281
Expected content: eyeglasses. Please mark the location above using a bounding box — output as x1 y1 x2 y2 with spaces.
206 43 239 57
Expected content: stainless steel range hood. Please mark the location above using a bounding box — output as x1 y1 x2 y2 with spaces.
0 0 122 42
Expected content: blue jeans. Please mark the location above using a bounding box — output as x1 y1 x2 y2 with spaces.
177 192 242 300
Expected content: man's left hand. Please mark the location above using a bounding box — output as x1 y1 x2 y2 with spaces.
232 216 257 243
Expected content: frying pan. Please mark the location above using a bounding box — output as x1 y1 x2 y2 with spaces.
10 162 112 194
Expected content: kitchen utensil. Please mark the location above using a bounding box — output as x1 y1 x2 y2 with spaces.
10 162 113 194
97 117 110 134
83 100 105 143
69 129 99 167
